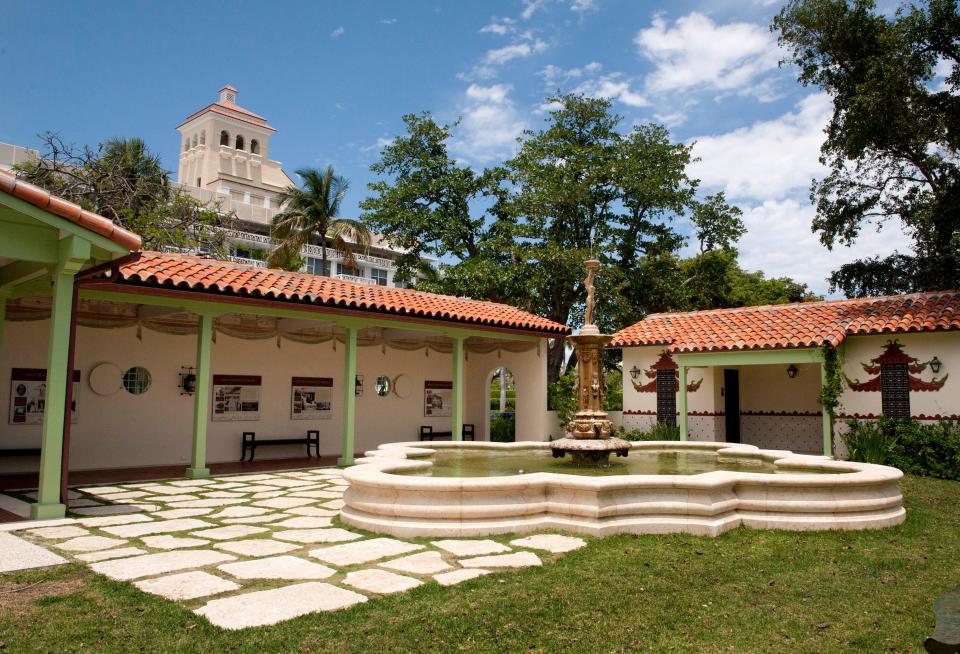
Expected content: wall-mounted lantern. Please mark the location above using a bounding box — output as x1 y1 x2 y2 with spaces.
629 365 643 382
179 367 197 395
786 364 799 379
930 356 942 373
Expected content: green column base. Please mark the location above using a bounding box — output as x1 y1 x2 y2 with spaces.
184 467 210 479
336 456 354 468
30 502 66 520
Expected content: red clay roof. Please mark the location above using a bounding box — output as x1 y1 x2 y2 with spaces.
178 102 275 131
0 169 142 252
609 291 960 352
89 251 570 336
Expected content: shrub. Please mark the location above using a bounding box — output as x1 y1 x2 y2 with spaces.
614 422 681 442
548 371 578 427
490 414 516 442
843 417 960 480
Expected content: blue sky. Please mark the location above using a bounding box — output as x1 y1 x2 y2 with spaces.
0 0 910 295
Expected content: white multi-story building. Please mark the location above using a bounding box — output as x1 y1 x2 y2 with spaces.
175 86 415 287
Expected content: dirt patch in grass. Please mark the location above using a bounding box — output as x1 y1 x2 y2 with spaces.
0 576 86 618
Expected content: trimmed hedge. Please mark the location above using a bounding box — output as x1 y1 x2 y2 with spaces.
613 423 681 442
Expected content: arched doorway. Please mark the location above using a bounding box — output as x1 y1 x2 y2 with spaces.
486 367 516 442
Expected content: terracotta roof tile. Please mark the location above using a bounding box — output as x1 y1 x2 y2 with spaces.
609 292 960 352
93 251 569 336
0 169 142 251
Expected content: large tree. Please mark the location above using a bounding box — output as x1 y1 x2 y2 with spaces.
15 132 228 253
269 166 373 272
362 94 814 382
773 0 960 296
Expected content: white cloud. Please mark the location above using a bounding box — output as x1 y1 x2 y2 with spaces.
330 26 345 38
483 39 549 66
570 0 599 13
736 199 912 294
521 0 547 20
480 16 515 35
379 18 397 25
691 93 832 199
574 73 648 107
635 12 782 97
453 84 526 163
360 137 393 154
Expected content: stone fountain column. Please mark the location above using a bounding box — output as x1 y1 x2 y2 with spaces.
550 260 630 464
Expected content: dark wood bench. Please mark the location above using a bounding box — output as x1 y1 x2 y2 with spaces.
0 448 41 457
241 430 320 462
419 424 475 441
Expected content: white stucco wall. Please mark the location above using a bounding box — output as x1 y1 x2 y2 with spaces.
0 319 549 473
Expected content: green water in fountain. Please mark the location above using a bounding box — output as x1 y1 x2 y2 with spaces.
394 448 801 477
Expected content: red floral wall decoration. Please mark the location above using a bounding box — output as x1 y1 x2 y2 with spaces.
844 339 948 392
631 351 703 393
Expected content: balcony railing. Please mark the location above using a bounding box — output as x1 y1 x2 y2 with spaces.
174 183 280 224
334 273 379 285
219 227 395 269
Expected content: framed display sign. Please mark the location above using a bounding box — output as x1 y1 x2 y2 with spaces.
212 375 261 421
424 380 453 417
291 377 333 420
9 368 80 425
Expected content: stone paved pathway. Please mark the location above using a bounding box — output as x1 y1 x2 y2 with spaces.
8 467 587 630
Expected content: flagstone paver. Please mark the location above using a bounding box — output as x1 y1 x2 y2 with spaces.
509 534 586 553
103 518 214 538
55 535 127 553
433 568 492 586
222 514 287 525
251 497 314 509
257 478 316 488
73 504 155 516
151 508 215 519
142 494 198 503
432 539 512 557
78 486 128 495
0 532 67 572
343 569 422 594
210 506 271 519
274 528 362 544
234 485 286 493
104 491 149 500
166 498 248 509
319 499 345 510
168 479 216 488
142 535 211 550
90 550 236 581
273 516 333 529
290 490 342 499
459 552 543 568
189 525 269 540
309 538 425 566
134 571 240 601
76 514 154 528
69 499 103 508
195 582 368 630
77 546 148 562
218 555 336 580
214 539 299 556
284 506 339 518
27 525 89 540
380 551 455 575
200 491 248 499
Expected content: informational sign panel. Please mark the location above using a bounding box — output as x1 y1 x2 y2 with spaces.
291 376 333 420
424 380 453 418
212 375 261 421
9 368 80 425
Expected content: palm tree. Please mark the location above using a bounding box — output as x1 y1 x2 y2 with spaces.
268 166 372 273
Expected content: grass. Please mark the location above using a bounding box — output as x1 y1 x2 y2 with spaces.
2 475 958 653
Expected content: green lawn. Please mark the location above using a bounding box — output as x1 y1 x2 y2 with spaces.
2 475 957 653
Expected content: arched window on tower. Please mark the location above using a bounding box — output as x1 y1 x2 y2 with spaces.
250 139 260 155
220 130 229 146
199 130 206 145
191 134 198 148
183 139 190 152
235 135 245 150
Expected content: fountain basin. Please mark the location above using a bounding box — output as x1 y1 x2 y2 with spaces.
341 441 906 538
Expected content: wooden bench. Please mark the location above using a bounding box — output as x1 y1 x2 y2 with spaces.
241 430 320 462
0 448 41 457
419 424 475 441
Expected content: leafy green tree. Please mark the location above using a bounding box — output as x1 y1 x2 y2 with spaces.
15 132 228 253
772 0 960 296
269 166 372 272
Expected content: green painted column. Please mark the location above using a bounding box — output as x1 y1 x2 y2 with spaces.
0 292 6 352
31 272 75 519
452 336 465 441
338 326 358 467
819 362 833 458
678 365 688 441
186 313 213 479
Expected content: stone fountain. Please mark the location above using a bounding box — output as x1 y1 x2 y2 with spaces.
550 259 630 464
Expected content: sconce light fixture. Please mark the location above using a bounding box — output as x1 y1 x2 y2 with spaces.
629 365 643 382
786 364 799 379
179 367 197 395
930 356 942 374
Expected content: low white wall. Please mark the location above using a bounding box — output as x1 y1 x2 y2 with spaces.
0 319 548 472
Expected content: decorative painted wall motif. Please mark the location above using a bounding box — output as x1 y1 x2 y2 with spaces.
630 351 702 392
845 340 948 392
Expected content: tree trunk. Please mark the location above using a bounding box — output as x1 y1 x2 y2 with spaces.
547 338 566 384
499 368 507 412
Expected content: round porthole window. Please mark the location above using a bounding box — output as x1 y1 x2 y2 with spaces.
122 367 151 395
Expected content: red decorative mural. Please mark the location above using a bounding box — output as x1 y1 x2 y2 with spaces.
630 351 702 393
844 339 948 392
